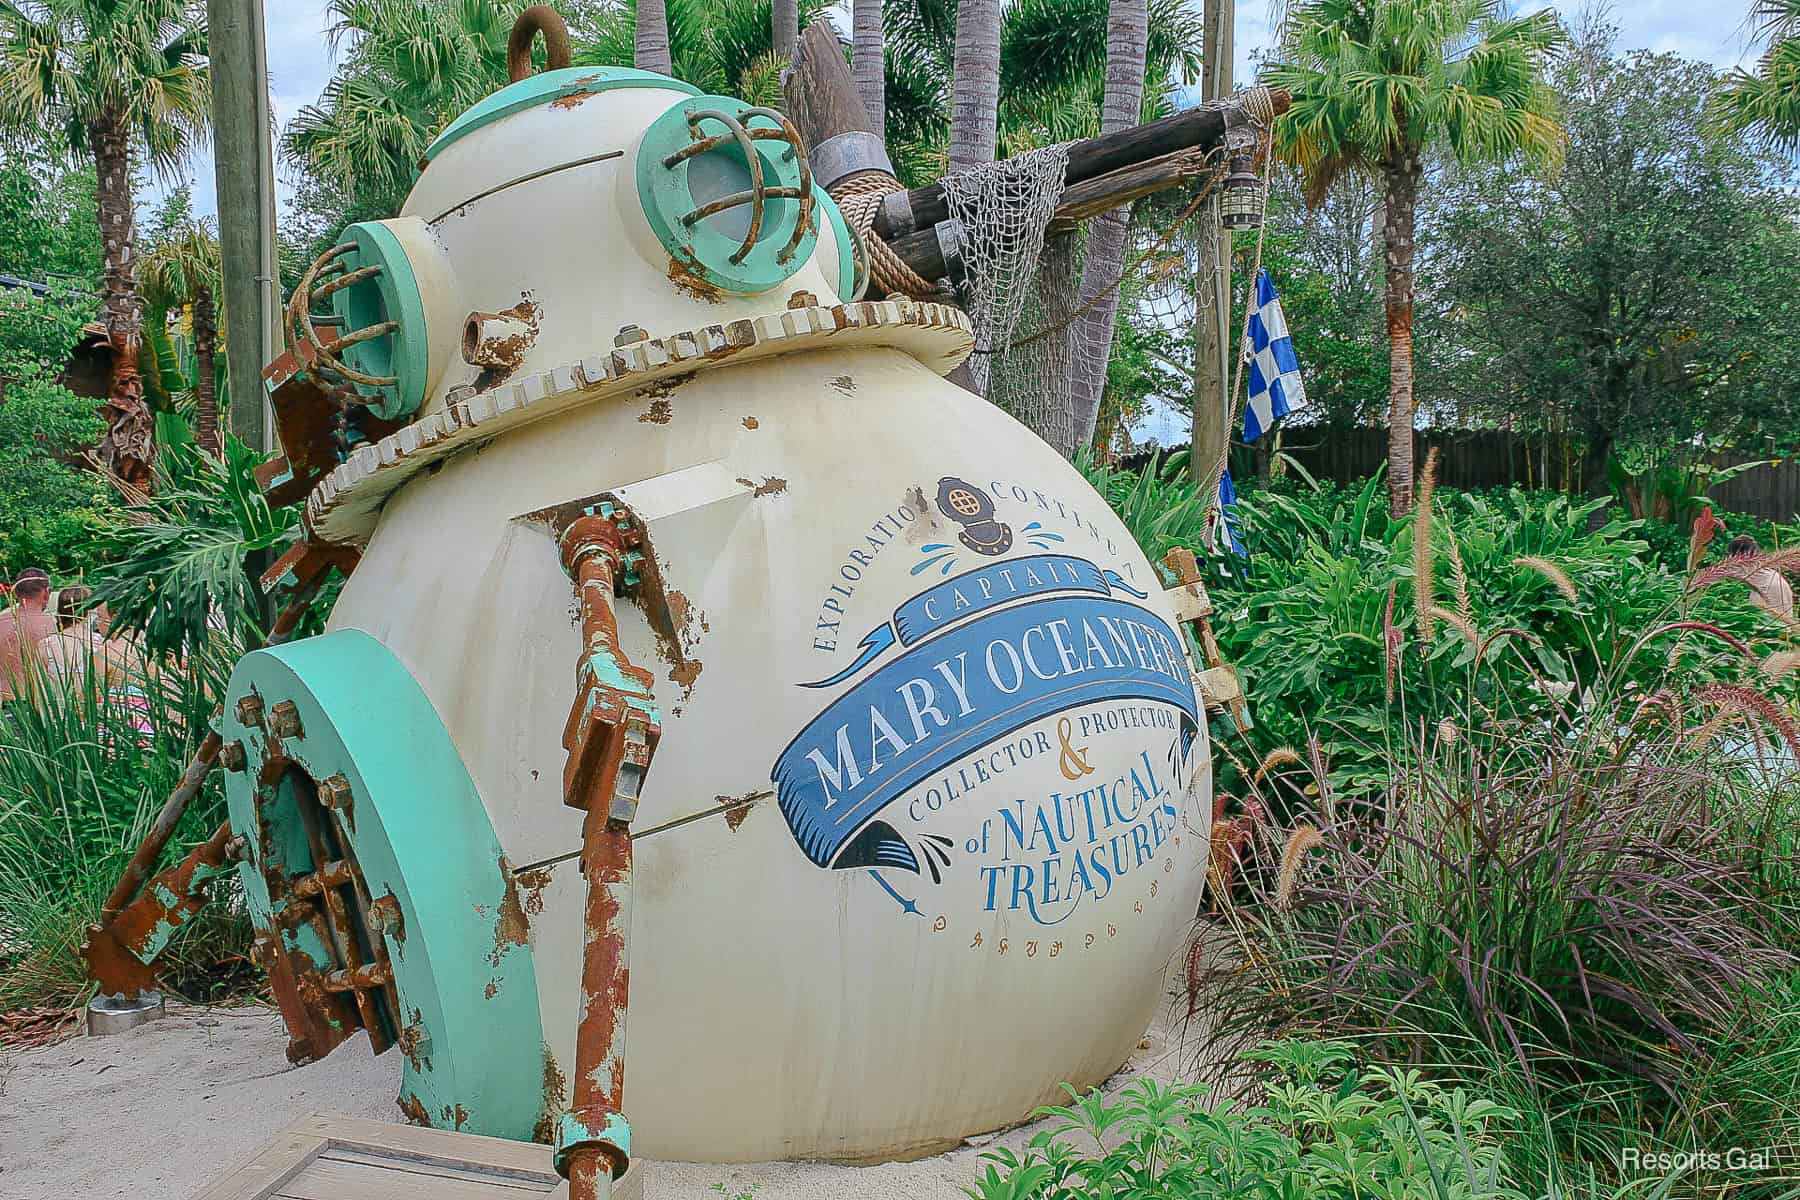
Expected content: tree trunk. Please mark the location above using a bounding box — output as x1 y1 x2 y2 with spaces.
852 0 885 135
948 0 1001 172
1067 0 1149 450
91 110 152 490
636 0 672 75
1382 151 1422 517
193 285 220 457
772 0 798 61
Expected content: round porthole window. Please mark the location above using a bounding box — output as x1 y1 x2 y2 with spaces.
636 97 819 295
326 222 429 421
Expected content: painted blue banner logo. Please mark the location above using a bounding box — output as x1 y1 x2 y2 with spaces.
772 592 1199 874
801 553 1148 690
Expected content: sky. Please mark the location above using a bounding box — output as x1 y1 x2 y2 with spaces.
151 0 1773 223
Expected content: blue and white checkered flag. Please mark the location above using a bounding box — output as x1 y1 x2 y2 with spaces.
1210 468 1246 558
1243 269 1306 441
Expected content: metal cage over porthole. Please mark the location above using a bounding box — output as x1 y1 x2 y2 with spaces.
636 96 821 294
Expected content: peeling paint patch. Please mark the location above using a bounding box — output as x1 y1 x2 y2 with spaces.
719 790 771 832
492 855 531 965
549 90 599 109
516 866 554 916
668 250 725 303
742 415 759 429
736 476 788 498
670 659 702 693
534 1045 569 1144
830 374 856 396
397 1092 432 1126
639 398 672 424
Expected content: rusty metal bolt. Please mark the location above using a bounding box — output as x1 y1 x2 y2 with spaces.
369 894 404 939
224 834 251 863
613 323 648 347
319 773 352 810
235 694 265 728
269 700 304 740
219 740 248 772
786 290 817 309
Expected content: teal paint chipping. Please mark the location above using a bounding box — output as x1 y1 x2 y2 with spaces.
424 66 699 164
220 630 545 1141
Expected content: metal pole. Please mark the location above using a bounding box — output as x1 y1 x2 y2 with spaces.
209 0 278 453
1189 0 1233 485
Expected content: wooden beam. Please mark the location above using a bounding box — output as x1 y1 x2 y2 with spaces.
874 89 1288 241
784 19 878 156
1046 148 1218 233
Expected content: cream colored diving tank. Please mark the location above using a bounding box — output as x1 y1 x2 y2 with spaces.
233 62 1214 1164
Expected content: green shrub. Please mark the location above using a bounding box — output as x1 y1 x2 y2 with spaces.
965 1039 1601 1199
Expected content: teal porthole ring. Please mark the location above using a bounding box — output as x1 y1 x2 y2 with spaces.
636 97 819 295
328 222 429 421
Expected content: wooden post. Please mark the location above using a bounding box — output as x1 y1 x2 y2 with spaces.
1189 0 1234 487
784 20 880 155
209 0 278 453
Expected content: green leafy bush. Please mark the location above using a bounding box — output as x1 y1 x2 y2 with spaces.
967 1039 1549 1199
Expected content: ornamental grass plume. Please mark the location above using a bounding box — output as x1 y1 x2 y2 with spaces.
1414 448 1439 642
1688 547 1800 594
1274 824 1323 911
1514 554 1578 604
1429 605 1480 648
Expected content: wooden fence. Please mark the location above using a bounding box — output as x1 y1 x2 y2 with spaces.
1257 427 1800 524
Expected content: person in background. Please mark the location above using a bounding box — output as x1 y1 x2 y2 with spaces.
1728 534 1795 620
0 568 55 708
41 584 102 680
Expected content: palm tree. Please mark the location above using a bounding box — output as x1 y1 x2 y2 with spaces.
1067 0 1148 448
949 0 1002 170
1265 0 1561 515
638 0 672 73
140 217 222 455
283 0 521 218
771 0 795 60
1716 0 1800 151
853 0 884 132
0 0 209 490
883 0 1201 183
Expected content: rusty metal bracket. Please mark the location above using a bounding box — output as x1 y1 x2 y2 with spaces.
82 822 243 996
1161 547 1251 734
549 502 661 1200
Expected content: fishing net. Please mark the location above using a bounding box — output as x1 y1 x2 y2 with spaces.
939 143 1074 408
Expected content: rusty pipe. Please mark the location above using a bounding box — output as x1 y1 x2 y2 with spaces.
99 730 224 921
565 815 633 1200
552 510 661 1200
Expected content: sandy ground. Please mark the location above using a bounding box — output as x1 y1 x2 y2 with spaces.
0 974 1206 1200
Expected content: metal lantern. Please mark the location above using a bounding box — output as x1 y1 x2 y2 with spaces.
1219 151 1262 230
